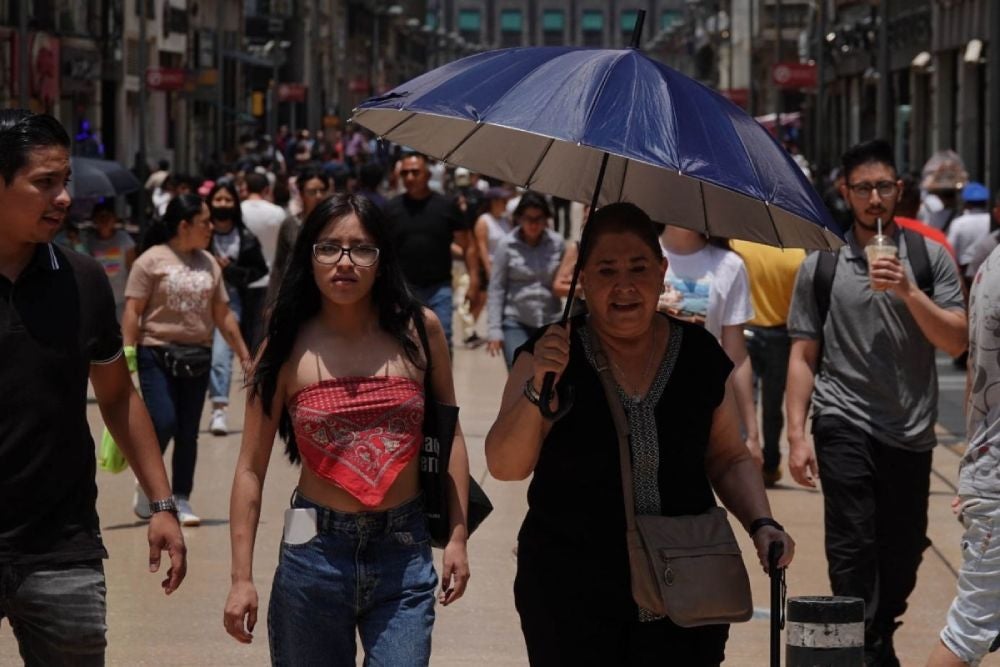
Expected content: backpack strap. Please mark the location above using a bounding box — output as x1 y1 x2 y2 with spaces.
813 249 839 332
902 228 934 298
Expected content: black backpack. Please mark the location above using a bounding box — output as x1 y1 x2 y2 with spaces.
813 228 934 328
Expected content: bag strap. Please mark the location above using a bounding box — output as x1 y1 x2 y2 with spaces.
813 248 839 332
902 228 934 297
585 327 639 533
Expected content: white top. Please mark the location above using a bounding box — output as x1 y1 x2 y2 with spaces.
946 210 991 267
482 212 513 262
662 243 754 340
242 198 287 288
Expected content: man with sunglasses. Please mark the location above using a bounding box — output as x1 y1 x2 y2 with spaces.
785 139 967 666
385 153 480 349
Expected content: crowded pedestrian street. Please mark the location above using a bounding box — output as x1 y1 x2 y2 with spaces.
0 344 990 666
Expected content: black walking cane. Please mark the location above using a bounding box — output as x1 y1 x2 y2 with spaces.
537 11 646 419
769 541 787 667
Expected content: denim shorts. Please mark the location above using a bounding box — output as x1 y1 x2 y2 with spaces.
267 491 438 667
940 497 1000 665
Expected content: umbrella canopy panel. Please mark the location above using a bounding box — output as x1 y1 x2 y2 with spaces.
355 47 842 250
69 157 141 199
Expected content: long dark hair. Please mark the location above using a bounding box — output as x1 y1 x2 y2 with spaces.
141 193 204 251
251 193 424 463
206 181 245 230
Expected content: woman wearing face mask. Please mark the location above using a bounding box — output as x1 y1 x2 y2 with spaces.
207 182 268 436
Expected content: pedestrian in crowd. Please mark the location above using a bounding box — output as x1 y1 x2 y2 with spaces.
224 194 471 665
206 182 267 436
357 162 387 210
145 158 170 192
240 171 286 348
926 243 1000 667
786 139 967 666
947 182 992 279
728 239 806 486
486 192 564 368
123 194 250 526
468 186 512 346
84 201 136 321
962 192 1000 281
385 153 480 349
0 109 186 665
268 167 331 303
658 226 762 467
485 202 793 665
919 151 967 232
894 174 956 259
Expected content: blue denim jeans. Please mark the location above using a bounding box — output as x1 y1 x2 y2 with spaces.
412 282 453 350
138 346 210 498
502 319 540 370
0 560 106 666
746 325 791 471
209 284 242 405
268 493 438 667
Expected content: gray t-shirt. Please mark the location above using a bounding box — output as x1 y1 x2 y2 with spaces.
787 228 965 450
963 245 1000 497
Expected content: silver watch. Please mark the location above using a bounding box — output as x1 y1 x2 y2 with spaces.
149 497 178 515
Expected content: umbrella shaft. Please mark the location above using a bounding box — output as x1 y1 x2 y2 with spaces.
560 151 610 324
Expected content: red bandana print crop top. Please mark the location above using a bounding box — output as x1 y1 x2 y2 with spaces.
288 376 424 507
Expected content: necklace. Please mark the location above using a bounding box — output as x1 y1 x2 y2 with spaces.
607 322 660 401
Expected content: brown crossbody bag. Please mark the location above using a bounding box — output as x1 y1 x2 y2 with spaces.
588 333 753 627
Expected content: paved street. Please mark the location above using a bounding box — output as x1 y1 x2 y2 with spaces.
1 347 996 666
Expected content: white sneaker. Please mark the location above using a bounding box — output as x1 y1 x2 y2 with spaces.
133 483 152 520
174 496 201 527
209 408 228 436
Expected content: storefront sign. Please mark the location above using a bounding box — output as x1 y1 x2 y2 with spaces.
772 62 817 90
277 82 307 102
145 67 187 91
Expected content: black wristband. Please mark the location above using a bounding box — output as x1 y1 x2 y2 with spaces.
749 517 784 537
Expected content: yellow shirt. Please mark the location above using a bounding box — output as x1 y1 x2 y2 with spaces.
729 240 806 327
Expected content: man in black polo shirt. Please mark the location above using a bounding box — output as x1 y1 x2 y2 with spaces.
0 110 187 665
385 153 480 348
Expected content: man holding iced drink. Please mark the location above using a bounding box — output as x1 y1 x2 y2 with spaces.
785 139 967 666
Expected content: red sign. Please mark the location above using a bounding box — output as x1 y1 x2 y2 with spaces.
721 88 749 108
348 77 371 94
277 83 307 102
772 62 817 90
145 67 187 91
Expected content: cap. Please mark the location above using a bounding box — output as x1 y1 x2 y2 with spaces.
454 167 471 187
484 186 511 200
962 181 989 202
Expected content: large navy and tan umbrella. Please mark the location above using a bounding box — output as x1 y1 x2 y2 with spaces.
353 14 843 413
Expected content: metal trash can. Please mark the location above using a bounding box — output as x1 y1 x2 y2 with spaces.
786 596 865 666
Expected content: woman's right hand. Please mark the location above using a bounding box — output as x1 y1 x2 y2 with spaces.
223 580 259 644
531 322 571 389
486 340 503 357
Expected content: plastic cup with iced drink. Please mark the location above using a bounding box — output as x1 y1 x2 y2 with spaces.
865 219 897 291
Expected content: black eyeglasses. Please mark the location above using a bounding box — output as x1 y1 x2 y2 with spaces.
312 242 380 267
848 181 898 198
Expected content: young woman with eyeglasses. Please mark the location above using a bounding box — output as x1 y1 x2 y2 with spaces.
224 193 471 666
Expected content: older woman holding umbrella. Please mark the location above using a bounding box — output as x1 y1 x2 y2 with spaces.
485 203 794 665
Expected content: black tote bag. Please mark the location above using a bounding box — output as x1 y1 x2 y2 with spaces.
414 314 493 548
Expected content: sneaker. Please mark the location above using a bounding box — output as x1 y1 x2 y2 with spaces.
464 332 486 349
762 467 783 488
174 496 201 527
209 408 228 436
133 483 152 520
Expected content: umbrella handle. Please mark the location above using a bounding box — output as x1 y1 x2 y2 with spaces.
538 372 574 420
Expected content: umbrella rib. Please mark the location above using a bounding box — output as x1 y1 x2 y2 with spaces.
616 159 629 202
764 202 786 249
379 112 418 140
524 138 556 188
698 180 712 237
441 122 487 163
